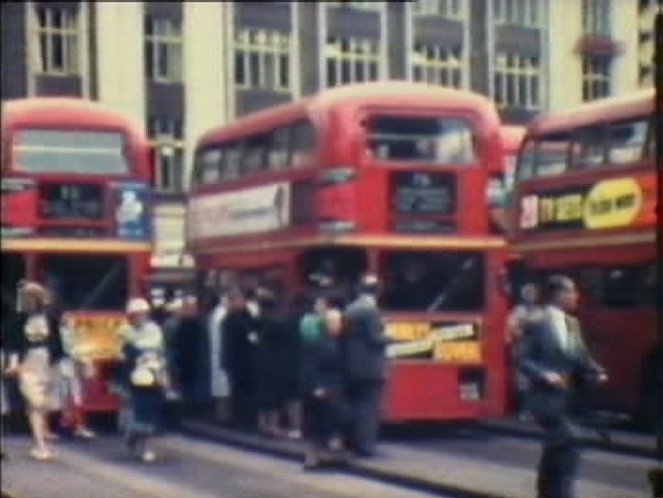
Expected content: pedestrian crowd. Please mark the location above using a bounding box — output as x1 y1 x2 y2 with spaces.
1 274 389 470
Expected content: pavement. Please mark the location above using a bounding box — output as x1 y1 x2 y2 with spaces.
2 437 158 498
2 415 656 498
180 417 655 498
1 434 450 498
473 416 657 459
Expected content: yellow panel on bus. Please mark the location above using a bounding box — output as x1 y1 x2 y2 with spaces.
64 312 127 361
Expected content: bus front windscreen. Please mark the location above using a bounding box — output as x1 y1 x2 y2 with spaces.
14 129 129 175
381 251 484 312
42 255 129 311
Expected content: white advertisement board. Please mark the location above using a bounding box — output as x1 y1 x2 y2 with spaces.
187 183 290 240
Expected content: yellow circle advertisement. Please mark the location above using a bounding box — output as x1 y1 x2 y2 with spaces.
583 177 643 230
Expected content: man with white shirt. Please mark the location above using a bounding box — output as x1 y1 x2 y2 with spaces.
517 275 607 498
208 293 230 422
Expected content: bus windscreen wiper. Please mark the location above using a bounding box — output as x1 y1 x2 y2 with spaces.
426 257 476 313
79 262 122 310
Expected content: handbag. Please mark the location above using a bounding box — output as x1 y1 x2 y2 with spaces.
130 365 156 387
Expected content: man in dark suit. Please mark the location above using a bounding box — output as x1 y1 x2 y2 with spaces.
517 275 607 498
340 274 388 458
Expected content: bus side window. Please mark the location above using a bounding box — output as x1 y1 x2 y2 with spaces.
192 150 205 186
515 139 536 180
268 126 291 171
290 120 316 168
201 148 223 184
572 125 606 170
608 119 649 164
242 134 270 176
222 142 243 180
534 133 569 177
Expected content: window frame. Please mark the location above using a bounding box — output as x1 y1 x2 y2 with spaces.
240 133 272 176
234 28 291 92
532 132 572 178
325 35 380 88
582 0 612 36
411 41 464 88
366 114 478 165
493 51 541 110
148 116 185 193
267 126 292 172
13 128 129 175
35 5 79 76
582 55 612 102
380 250 485 313
289 120 317 168
411 0 464 19
325 1 383 11
144 16 183 83
493 0 540 28
570 124 608 170
192 118 318 186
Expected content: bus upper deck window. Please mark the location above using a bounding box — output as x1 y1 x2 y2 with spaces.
15 129 128 175
200 148 222 184
534 133 569 177
222 143 242 180
290 121 316 168
609 119 648 164
515 140 536 180
573 125 606 169
367 116 476 165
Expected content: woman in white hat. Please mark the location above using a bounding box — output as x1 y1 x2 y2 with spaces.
4 281 64 460
118 297 168 463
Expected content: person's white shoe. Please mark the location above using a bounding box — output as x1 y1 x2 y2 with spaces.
140 450 156 463
73 427 96 439
30 447 56 461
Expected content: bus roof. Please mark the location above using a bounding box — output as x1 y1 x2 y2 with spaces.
199 81 501 146
526 89 654 136
500 125 525 151
2 97 145 138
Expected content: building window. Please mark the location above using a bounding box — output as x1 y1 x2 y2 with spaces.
145 17 183 83
325 36 380 87
148 116 184 193
234 28 291 92
493 0 540 27
582 0 611 35
582 56 611 101
493 52 541 110
411 42 463 88
35 6 79 75
412 0 463 18
326 1 382 10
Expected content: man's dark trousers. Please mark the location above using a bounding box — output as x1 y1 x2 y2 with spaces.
536 415 582 498
345 380 383 456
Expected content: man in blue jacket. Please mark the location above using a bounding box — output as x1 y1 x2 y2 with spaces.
517 275 607 498
340 274 388 458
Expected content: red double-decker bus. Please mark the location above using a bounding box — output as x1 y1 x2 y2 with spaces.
508 89 658 427
1 98 153 413
186 82 509 422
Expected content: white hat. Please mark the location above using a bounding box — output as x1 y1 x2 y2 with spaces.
165 298 184 312
126 297 151 314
